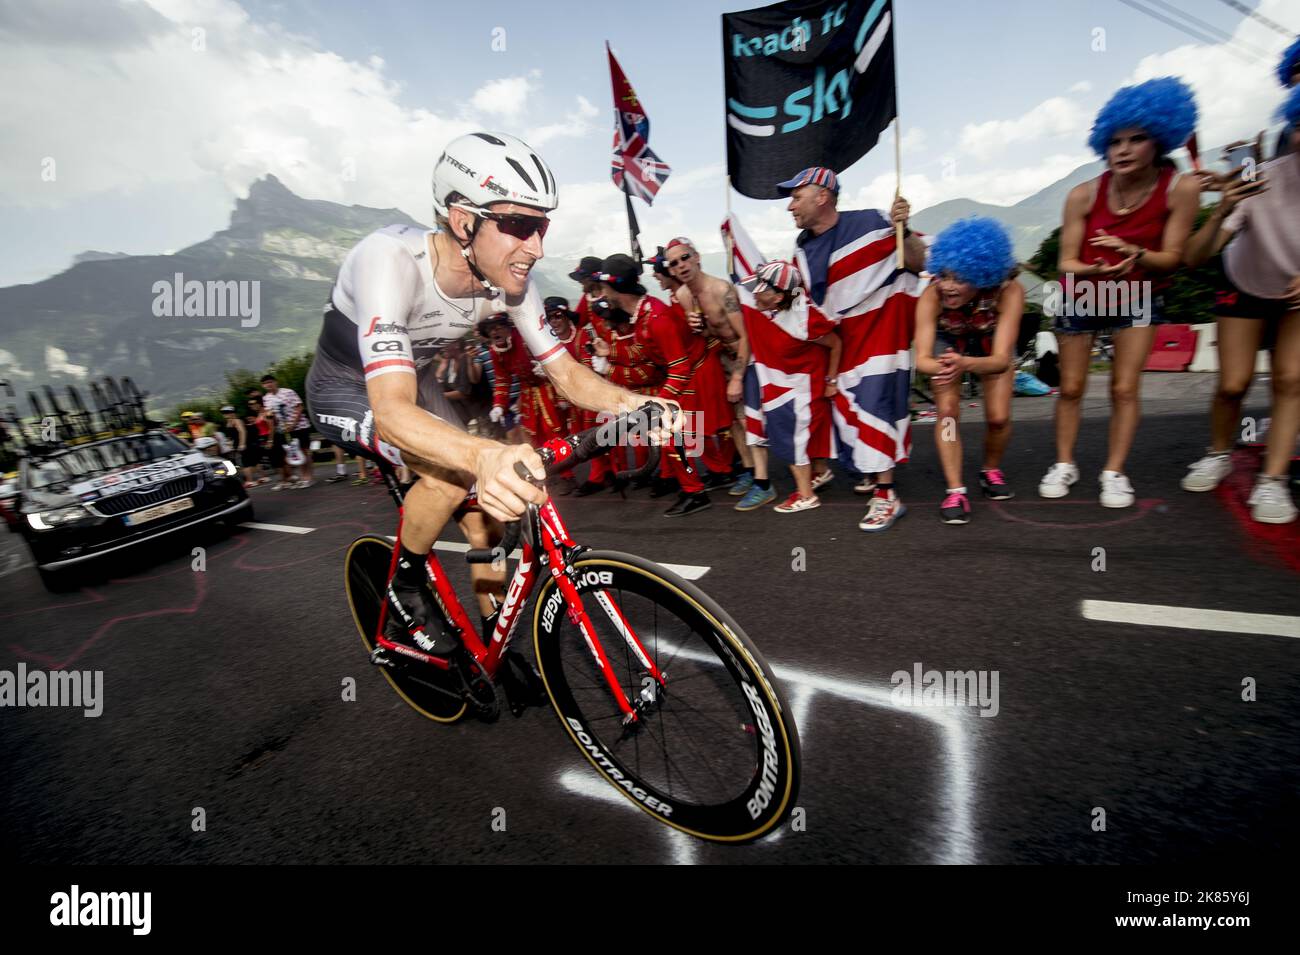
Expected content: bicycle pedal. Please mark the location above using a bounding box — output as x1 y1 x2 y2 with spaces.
369 647 395 668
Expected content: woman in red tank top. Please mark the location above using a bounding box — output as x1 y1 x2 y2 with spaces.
1040 77 1201 509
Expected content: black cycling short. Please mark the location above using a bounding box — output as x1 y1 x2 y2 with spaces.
306 347 470 468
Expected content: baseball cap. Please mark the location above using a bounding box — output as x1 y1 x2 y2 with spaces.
739 260 803 295
775 166 839 196
595 254 644 293
568 255 604 282
220 405 235 413
543 296 572 314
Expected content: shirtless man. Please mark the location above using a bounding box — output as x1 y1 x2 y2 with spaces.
663 237 749 489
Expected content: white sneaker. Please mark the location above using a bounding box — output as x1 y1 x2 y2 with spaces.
1038 462 1079 499
1181 453 1233 492
1099 470 1135 508
1248 476 1298 524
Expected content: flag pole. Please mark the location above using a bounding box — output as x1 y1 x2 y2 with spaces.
725 176 735 279
892 3 905 270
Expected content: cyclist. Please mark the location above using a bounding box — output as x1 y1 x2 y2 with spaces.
307 131 681 656
914 218 1025 524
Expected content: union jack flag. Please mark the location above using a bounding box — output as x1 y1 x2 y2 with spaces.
791 209 920 475
608 44 670 204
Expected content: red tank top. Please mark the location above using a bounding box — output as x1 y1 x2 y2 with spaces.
1074 164 1177 289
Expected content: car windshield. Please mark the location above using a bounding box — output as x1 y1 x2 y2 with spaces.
27 432 190 489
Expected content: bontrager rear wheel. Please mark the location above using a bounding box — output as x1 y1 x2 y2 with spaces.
344 535 467 724
533 550 799 843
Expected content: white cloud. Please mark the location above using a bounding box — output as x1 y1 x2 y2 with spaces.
957 96 1089 161
469 70 541 120
1068 81 1092 94
526 95 600 147
0 0 478 213
1122 0 1295 151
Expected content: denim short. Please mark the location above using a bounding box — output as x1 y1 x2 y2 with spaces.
1053 290 1167 335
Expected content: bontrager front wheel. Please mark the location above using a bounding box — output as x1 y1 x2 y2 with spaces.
533 550 799 843
344 535 467 724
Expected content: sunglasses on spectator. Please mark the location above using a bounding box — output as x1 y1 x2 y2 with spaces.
479 211 550 241
667 252 692 266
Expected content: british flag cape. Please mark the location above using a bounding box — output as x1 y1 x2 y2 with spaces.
741 298 836 467
792 209 919 475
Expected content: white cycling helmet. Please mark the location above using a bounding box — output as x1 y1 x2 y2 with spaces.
432 131 559 221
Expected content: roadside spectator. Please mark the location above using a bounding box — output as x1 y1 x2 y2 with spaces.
260 374 313 489
914 218 1025 525
1039 77 1201 509
1180 85 1300 525
778 165 925 532
220 405 258 487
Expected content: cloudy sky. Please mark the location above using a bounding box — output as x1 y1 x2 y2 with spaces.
0 0 1296 286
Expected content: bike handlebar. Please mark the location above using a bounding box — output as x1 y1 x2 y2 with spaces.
465 402 672 564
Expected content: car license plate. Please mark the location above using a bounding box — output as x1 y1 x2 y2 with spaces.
123 497 194 526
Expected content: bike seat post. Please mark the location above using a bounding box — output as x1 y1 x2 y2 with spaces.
378 461 406 509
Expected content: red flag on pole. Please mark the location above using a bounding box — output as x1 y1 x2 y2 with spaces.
608 43 671 204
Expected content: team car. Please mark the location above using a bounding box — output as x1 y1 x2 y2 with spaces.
2 377 252 591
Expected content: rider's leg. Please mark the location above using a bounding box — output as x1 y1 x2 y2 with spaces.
458 508 507 618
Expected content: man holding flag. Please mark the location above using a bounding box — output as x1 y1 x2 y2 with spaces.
779 166 925 533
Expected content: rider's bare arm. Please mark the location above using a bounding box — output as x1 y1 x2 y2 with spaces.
368 373 545 521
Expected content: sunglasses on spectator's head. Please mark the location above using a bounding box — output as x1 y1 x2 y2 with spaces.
479 210 550 241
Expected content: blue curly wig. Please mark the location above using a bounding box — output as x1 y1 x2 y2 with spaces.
926 217 1016 289
1087 77 1198 158
1283 83 1300 129
1278 36 1300 87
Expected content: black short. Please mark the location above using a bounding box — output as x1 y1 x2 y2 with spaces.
1213 271 1293 321
239 445 261 468
306 348 469 468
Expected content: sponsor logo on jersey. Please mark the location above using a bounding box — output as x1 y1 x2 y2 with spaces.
317 414 358 442
371 340 404 353
419 310 444 322
365 317 407 337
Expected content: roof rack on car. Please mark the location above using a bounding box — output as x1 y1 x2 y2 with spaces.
1 376 159 462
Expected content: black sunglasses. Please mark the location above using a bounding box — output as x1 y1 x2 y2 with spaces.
667 252 692 266
479 211 550 241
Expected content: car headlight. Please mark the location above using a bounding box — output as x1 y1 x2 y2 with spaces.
211 459 238 479
28 505 92 530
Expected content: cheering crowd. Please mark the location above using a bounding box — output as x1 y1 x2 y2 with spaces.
464 62 1300 530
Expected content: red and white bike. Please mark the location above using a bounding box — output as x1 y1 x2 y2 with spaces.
343 405 800 842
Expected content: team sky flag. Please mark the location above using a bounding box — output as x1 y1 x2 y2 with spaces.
608 43 671 204
723 0 897 199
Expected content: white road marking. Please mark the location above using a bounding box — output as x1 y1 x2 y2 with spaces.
557 769 698 865
0 551 32 578
557 640 977 864
239 521 314 535
1082 600 1300 639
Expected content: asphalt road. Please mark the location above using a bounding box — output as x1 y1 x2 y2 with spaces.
2 388 1297 864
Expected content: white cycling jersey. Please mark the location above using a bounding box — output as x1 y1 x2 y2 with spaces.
318 223 565 382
